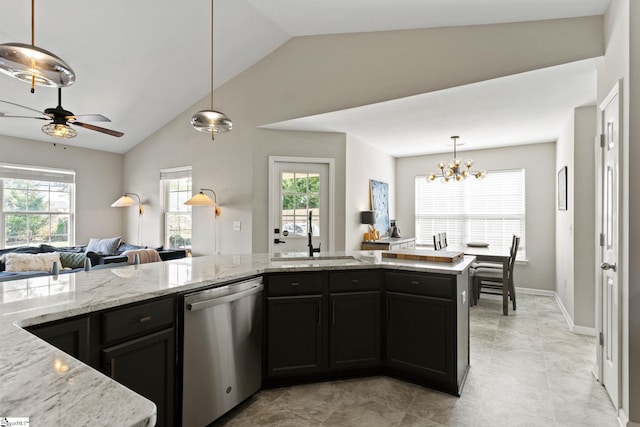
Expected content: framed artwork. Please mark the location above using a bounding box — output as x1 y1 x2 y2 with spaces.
558 166 567 211
369 179 390 236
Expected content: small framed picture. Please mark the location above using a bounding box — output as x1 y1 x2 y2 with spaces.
558 166 567 211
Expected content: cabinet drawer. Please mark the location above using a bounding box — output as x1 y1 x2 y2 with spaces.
267 273 325 296
385 272 454 299
102 297 175 344
329 270 380 292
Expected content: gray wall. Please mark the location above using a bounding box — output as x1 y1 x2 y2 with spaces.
124 17 603 256
396 142 556 292
345 135 396 251
555 106 597 331
0 135 123 246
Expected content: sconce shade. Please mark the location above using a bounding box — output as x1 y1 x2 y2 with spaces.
361 210 375 225
111 194 138 208
184 191 216 207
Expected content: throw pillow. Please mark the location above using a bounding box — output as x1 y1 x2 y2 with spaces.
59 252 87 269
86 237 122 254
2 252 61 272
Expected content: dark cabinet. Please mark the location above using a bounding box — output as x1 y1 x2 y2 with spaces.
330 291 380 369
102 328 175 427
266 271 327 377
266 294 325 376
27 296 177 427
28 317 91 364
329 270 381 369
384 271 466 394
386 292 454 382
100 296 176 427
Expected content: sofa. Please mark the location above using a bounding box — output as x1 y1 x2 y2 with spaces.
0 240 186 282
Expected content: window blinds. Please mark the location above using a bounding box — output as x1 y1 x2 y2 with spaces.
0 163 75 183
160 166 192 180
415 169 525 255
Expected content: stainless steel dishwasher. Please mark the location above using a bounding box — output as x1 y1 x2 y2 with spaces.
182 278 263 426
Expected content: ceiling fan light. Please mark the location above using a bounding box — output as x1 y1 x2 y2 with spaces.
0 43 75 87
42 123 77 139
191 110 233 134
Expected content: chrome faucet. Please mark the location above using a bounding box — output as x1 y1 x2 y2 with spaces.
308 210 321 257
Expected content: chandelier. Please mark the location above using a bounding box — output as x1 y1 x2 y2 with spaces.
427 136 486 183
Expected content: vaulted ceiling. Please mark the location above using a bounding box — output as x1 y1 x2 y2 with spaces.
0 0 609 154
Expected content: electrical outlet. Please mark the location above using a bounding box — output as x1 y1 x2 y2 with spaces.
461 291 466 305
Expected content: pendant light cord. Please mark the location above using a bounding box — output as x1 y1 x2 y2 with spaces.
30 0 35 93
210 0 214 111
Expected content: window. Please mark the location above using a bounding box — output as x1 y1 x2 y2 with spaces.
281 172 320 237
161 167 192 249
0 163 75 248
415 169 525 257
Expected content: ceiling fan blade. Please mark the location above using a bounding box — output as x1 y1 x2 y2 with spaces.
72 121 124 137
0 99 47 117
71 114 111 123
0 113 48 120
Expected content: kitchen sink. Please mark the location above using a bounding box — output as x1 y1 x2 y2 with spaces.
270 255 364 265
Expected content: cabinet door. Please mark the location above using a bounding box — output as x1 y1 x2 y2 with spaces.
267 294 325 377
102 328 175 427
330 291 380 369
386 292 454 384
29 317 90 364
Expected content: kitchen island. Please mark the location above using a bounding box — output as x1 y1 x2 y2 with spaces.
0 252 473 426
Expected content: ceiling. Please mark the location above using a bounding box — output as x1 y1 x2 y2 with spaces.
0 0 609 155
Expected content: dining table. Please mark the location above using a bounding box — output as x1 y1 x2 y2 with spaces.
446 244 512 315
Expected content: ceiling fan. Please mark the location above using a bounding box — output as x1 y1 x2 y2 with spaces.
0 88 123 139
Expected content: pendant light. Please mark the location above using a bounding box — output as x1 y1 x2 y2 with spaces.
0 0 75 93
191 0 233 139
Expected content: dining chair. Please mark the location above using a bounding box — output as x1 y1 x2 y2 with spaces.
471 235 520 310
433 234 442 250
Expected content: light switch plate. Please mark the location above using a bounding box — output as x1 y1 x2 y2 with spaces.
233 221 241 231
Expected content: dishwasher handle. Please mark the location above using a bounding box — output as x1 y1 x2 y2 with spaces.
186 283 264 311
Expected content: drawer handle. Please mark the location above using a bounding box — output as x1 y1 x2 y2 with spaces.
351 279 359 283
138 315 152 323
290 282 300 286
410 281 420 285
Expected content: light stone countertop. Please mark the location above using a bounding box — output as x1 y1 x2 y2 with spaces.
0 251 474 426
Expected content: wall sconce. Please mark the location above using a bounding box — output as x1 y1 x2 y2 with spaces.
111 193 143 215
111 192 144 244
185 188 221 216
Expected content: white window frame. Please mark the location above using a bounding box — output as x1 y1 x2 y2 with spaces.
415 168 526 258
160 166 192 249
0 162 75 249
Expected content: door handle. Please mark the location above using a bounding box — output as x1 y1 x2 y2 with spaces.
600 262 617 272
274 238 286 244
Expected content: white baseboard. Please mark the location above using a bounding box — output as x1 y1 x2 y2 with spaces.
515 286 555 296
516 288 597 336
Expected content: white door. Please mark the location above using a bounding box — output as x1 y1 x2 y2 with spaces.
597 81 620 408
269 158 334 256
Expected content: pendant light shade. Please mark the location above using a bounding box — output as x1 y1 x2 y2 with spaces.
42 123 77 138
0 0 75 92
0 43 75 88
191 0 232 138
191 110 233 134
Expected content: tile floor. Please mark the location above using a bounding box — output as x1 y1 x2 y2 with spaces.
213 293 618 426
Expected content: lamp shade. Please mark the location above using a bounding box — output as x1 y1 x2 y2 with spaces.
111 194 138 207
184 191 216 207
361 210 375 225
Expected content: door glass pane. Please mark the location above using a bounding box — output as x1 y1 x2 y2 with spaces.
281 172 321 237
